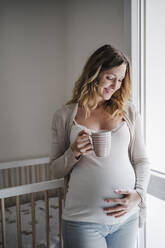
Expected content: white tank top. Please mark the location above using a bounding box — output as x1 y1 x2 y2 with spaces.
62 119 140 225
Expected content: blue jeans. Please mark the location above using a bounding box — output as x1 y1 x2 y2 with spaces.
62 212 139 248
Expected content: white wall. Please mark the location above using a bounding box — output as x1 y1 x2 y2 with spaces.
0 0 66 162
65 0 130 100
0 0 131 162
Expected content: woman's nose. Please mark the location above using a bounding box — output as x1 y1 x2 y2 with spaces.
110 79 118 90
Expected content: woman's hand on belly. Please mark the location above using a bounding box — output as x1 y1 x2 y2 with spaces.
103 189 141 218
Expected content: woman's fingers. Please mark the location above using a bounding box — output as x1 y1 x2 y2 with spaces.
104 205 126 212
77 138 91 148
83 148 93 155
71 130 93 157
106 210 127 217
114 211 127 218
79 142 93 153
77 130 93 153
78 130 89 137
78 131 89 141
104 205 128 217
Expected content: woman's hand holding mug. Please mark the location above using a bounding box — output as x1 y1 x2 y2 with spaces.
71 130 93 159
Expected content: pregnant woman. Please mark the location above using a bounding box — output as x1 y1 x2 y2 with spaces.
49 44 151 248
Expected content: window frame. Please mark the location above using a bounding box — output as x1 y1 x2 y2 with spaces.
131 0 165 247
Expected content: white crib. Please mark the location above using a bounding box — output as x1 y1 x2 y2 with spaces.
0 158 64 248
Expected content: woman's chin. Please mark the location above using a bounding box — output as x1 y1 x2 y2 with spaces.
103 94 112 100
97 93 113 103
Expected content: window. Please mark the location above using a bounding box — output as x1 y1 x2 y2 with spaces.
131 0 165 248
146 0 165 174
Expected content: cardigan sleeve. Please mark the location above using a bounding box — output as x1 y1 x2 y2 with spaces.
49 113 81 179
131 111 151 206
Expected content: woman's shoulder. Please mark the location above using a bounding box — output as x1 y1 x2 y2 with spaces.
52 103 77 126
54 103 76 117
123 100 139 121
124 100 136 111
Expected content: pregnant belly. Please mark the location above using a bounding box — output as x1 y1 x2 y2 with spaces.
66 159 136 210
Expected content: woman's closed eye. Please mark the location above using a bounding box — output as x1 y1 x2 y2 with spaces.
106 76 123 82
106 76 114 80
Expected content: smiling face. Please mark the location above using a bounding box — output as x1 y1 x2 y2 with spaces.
96 63 127 106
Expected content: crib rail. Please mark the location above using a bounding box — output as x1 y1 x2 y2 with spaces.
0 157 57 207
0 158 64 248
0 157 49 170
0 178 64 248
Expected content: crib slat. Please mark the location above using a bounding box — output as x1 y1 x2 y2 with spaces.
40 164 45 200
50 163 53 180
13 168 17 187
31 193 36 248
29 166 32 183
48 164 51 181
38 165 43 199
28 166 33 202
24 167 28 184
45 164 48 181
34 166 39 200
35 166 38 183
24 167 29 202
2 170 7 189
8 169 14 205
7 169 12 187
16 196 22 248
18 167 22 185
45 190 50 248
1 199 6 248
58 188 63 248
38 164 42 182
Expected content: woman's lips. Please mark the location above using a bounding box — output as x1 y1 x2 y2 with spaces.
104 88 114 94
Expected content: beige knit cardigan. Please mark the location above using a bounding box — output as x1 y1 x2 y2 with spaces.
49 101 151 228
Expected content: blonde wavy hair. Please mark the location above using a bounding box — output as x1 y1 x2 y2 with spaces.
66 44 131 119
